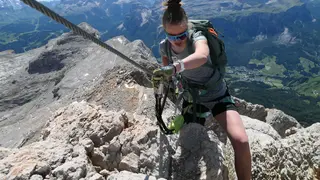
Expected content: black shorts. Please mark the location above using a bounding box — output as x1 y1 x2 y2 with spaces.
182 90 237 125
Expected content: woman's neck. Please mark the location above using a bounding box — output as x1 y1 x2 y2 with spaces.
171 44 185 54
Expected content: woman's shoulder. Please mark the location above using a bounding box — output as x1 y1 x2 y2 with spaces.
190 30 207 42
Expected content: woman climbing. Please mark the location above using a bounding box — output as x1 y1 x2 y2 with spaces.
152 0 252 179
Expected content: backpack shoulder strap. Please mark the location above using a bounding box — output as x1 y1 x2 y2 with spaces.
165 39 173 64
188 20 228 79
187 22 215 69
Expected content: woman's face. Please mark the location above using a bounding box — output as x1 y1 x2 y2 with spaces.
165 22 188 50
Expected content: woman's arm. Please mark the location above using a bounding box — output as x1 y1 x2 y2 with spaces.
174 39 209 72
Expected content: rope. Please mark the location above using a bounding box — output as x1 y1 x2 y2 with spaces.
20 0 153 76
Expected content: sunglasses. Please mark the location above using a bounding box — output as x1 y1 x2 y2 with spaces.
166 30 188 41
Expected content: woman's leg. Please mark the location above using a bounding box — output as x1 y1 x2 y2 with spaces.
214 106 252 180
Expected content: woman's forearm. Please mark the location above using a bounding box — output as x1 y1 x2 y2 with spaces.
174 52 208 72
174 40 209 73
183 52 208 69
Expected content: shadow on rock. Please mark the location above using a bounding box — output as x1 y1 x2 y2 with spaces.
171 123 225 180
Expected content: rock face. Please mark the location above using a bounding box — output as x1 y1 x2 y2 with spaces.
1 100 319 180
234 97 303 138
0 22 319 180
241 115 281 146
234 97 268 122
107 171 159 180
224 118 320 180
251 123 320 180
0 22 158 148
0 100 226 180
265 108 302 137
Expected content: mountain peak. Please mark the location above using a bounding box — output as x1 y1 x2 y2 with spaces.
76 22 101 39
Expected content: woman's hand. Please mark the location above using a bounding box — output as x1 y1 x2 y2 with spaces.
153 65 176 79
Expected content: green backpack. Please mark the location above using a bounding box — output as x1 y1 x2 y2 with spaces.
166 19 228 77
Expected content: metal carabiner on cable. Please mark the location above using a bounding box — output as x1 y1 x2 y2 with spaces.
152 76 174 135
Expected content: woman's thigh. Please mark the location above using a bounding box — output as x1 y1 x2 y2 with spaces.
214 106 248 144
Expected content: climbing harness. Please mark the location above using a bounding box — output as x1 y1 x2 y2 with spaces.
20 0 153 76
152 75 213 135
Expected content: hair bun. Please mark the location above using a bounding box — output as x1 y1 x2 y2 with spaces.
163 0 182 9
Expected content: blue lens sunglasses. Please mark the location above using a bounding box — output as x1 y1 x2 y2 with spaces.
166 30 189 41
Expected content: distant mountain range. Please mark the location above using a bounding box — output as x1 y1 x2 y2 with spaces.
0 0 23 10
2 0 318 68
0 0 319 125
0 0 59 10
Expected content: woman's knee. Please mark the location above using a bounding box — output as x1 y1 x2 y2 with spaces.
215 110 250 148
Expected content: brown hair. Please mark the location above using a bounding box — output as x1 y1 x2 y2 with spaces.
162 0 188 28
